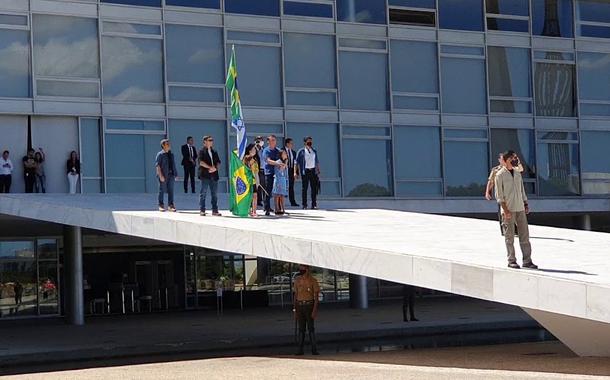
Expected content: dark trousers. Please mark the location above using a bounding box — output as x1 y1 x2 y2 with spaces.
183 165 196 193
402 286 416 321
200 178 219 212
264 173 274 212
296 302 315 333
302 169 318 208
257 173 266 206
158 176 175 206
0 175 11 193
24 173 35 193
288 171 297 205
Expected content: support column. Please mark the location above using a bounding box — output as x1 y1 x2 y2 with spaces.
349 274 368 309
577 214 592 231
64 225 84 325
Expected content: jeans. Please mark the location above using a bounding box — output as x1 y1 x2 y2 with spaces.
264 173 275 211
200 178 219 212
158 176 175 206
35 174 46 193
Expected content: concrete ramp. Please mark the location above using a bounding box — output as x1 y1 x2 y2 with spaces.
1 194 609 356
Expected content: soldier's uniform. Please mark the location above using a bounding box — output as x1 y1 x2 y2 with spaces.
293 272 320 355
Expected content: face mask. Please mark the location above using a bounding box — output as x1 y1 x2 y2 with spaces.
258 141 264 147
511 159 519 167
306 142 312 147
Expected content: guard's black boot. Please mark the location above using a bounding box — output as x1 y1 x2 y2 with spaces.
310 331 319 355
295 332 305 356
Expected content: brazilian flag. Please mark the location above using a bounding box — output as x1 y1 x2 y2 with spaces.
229 151 254 217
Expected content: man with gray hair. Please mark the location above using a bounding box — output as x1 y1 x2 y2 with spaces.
155 139 178 212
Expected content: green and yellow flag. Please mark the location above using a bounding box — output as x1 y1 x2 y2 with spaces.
229 151 254 217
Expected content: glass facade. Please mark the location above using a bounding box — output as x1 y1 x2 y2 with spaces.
0 0 608 200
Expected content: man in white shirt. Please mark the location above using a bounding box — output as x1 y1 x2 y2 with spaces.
0 150 14 193
295 136 320 209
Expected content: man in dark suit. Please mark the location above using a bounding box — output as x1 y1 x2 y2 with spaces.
284 138 299 207
181 136 197 193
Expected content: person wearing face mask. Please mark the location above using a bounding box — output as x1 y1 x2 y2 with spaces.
494 150 538 270
293 264 320 356
295 136 320 210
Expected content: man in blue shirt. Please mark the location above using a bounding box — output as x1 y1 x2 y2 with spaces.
155 139 178 212
261 135 285 216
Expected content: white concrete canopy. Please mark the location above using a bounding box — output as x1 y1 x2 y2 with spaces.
1 193 609 356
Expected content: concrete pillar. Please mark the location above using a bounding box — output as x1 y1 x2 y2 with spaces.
349 274 368 309
579 214 592 231
64 225 84 325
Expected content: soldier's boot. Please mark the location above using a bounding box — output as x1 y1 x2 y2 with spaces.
295 332 305 356
309 331 319 355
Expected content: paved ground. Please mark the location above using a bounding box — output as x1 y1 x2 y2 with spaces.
2 341 610 380
0 298 538 369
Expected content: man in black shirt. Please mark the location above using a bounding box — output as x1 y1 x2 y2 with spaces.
198 136 222 216
22 149 36 193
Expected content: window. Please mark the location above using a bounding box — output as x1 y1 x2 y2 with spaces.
101 22 164 103
438 0 484 31
80 118 103 193
576 0 610 38
581 131 610 194
283 2 333 18
166 25 224 104
225 0 280 16
0 26 30 98
390 40 438 111
532 0 573 38
32 15 99 98
227 44 282 107
444 129 488 196
490 129 536 194
487 47 532 114
337 0 387 24
284 33 336 107
537 131 580 196
533 51 576 117
339 51 389 110
166 0 220 9
287 123 341 196
342 125 393 197
389 1 436 27
101 0 161 6
441 45 487 114
394 126 442 196
578 52 610 116
486 0 529 32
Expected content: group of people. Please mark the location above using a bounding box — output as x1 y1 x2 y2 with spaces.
485 150 538 270
0 149 81 194
156 134 322 217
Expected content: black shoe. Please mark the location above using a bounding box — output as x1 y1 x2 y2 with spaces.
522 262 538 270
265 211 270 216
302 205 308 210
295 349 304 356
291 203 300 207
410 317 419 322
508 262 521 269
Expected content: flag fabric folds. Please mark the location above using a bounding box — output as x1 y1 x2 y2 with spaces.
226 45 247 159
229 151 254 217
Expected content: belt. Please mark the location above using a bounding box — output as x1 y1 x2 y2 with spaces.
297 300 314 305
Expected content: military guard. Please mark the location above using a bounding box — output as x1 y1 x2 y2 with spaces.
293 264 320 355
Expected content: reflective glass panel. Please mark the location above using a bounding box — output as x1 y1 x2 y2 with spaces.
169 86 224 103
166 0 221 8
227 31 279 43
389 0 436 8
103 22 161 35
581 131 610 194
485 0 529 16
579 24 610 38
33 15 99 78
532 0 573 38
439 0 484 31
225 0 280 16
105 134 161 193
343 139 393 197
0 29 30 97
229 45 281 107
580 103 610 116
339 51 389 110
38 261 58 315
337 0 387 24
537 139 580 196
284 2 333 18
389 9 436 26
284 33 336 89
441 45 484 56
486 18 529 32
339 38 386 50
106 119 164 131
169 119 228 177
0 260 37 317
0 14 28 26
0 241 35 260
393 96 438 110
286 91 336 107
441 57 487 114
488 47 531 98
102 37 164 102
490 129 536 179
38 239 58 260
396 182 443 196
577 0 610 23
80 118 102 180
444 140 488 196
101 0 161 6
534 62 576 117
286 123 340 178
578 52 610 101
390 40 438 94
36 80 99 98
394 126 441 180
166 25 224 84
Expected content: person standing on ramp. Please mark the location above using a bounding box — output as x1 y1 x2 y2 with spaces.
293 264 320 356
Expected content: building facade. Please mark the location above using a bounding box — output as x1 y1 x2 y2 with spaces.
1 0 610 319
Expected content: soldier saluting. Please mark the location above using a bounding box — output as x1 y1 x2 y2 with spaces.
293 264 320 356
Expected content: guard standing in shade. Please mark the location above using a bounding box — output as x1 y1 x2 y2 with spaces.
293 264 320 356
